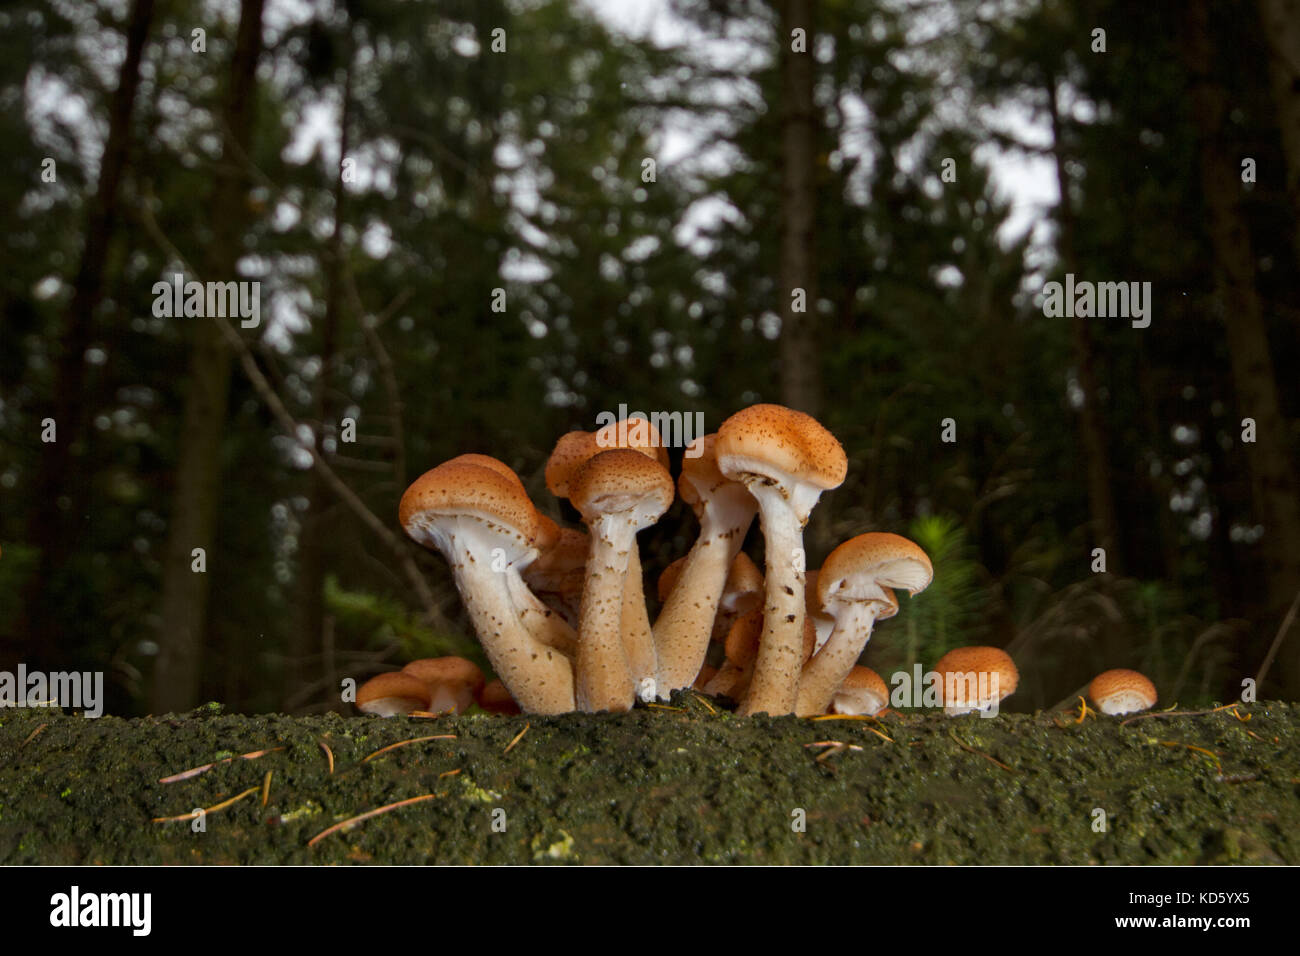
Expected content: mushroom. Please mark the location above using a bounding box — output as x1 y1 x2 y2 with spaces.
355 672 432 717
569 449 675 712
402 657 485 714
795 533 931 717
829 666 890 716
933 646 1018 715
399 458 575 714
545 419 669 701
1088 669 1157 715
477 678 522 715
715 404 847 716
653 434 758 698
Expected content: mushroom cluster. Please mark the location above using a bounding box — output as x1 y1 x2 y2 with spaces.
360 403 937 718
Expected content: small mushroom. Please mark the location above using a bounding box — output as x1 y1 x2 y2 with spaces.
546 419 669 701
402 657 486 714
355 672 432 717
1088 669 1157 715
716 404 847 716
933 646 1018 715
653 434 758 697
796 533 930 717
399 458 575 714
829 666 890 716
477 679 522 715
570 449 675 712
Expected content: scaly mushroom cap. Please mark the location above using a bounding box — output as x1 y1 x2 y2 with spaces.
933 646 1019 714
715 403 847 524
478 679 522 715
447 453 529 494
571 449 675 527
545 419 669 498
829 666 890 716
356 672 432 717
818 533 933 607
402 657 486 714
400 459 541 558
1089 668 1157 715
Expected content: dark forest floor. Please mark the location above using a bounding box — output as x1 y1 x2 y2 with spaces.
0 696 1296 864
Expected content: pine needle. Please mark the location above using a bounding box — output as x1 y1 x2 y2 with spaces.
503 722 530 754
152 785 260 823
362 735 456 763
307 793 440 847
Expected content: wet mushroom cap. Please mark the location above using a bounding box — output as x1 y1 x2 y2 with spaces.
402 657 486 713
1088 669 1157 715
545 420 669 498
356 672 433 717
570 449 675 520
715 403 848 507
818 533 934 605
933 646 1019 712
399 459 541 551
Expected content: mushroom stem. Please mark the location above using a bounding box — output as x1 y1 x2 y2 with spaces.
738 484 806 716
447 530 575 715
796 603 881 716
506 573 578 657
575 514 639 712
621 549 659 702
653 504 755 697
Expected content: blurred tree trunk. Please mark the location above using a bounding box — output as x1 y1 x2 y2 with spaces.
15 0 156 670
1045 71 1123 573
1258 0 1300 260
1186 0 1300 695
152 0 266 712
295 60 353 711
777 0 820 419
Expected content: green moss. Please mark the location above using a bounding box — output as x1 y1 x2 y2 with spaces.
0 700 1295 863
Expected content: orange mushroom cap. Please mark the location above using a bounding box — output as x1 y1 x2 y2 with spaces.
1088 669 1157 715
